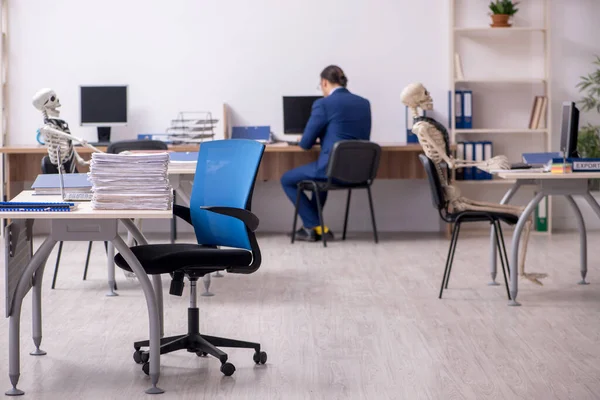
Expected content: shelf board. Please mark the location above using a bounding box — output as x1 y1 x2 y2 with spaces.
453 128 548 134
454 27 546 32
454 78 546 84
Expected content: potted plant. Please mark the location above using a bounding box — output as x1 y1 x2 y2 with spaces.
576 55 600 190
488 0 520 27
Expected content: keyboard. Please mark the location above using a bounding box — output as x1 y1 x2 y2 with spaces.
510 162 532 170
64 192 93 201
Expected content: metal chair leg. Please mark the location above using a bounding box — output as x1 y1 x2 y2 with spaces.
439 222 460 298
493 221 512 300
444 222 461 289
83 241 93 280
291 186 302 243
495 221 510 276
313 185 326 247
171 190 177 244
366 186 378 243
342 189 352 240
51 241 64 289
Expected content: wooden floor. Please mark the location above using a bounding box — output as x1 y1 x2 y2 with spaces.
1 231 599 400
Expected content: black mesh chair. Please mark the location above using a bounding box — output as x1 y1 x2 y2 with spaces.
418 154 513 300
106 139 169 154
41 156 102 289
291 140 381 247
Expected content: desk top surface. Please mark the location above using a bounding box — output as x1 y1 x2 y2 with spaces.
2 191 173 220
0 142 427 154
496 171 600 180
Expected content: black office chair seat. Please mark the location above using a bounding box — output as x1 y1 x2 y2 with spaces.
298 179 369 191
114 244 252 275
446 210 519 225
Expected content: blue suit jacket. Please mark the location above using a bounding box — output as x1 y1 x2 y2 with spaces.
299 87 371 177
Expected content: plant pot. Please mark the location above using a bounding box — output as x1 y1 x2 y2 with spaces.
490 14 511 27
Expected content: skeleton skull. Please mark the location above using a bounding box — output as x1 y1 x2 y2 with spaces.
32 88 61 118
401 82 433 114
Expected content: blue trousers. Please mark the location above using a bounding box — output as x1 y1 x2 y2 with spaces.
281 162 328 229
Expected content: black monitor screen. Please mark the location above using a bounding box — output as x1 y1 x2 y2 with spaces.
283 96 322 134
560 101 580 158
80 86 127 125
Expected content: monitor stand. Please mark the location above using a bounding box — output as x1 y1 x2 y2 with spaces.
96 127 111 145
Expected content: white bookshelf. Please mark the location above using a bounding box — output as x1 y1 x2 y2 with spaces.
449 0 553 234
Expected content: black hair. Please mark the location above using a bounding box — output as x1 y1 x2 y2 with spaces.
320 65 348 87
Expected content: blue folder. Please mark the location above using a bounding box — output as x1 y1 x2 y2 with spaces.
169 152 199 162
522 152 562 165
32 173 91 190
231 126 270 142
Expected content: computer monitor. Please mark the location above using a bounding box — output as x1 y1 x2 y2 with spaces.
559 101 580 158
283 96 322 134
80 85 128 143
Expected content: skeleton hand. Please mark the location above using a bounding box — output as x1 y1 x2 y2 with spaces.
484 155 510 170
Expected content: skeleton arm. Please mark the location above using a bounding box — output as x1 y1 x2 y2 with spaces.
40 125 104 167
413 121 510 170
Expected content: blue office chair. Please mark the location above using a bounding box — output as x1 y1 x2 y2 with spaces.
114 139 267 377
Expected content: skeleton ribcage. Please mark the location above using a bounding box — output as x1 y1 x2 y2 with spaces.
44 119 77 173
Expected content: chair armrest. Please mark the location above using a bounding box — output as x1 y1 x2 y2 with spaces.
200 206 259 232
173 204 192 225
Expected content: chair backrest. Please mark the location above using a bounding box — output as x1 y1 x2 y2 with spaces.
41 156 59 174
418 154 446 211
106 139 168 154
189 139 265 250
326 140 381 184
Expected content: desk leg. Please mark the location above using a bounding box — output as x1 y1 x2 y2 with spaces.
106 242 118 297
6 236 57 396
111 235 164 395
119 218 164 337
565 195 588 285
489 181 522 285
509 192 544 306
30 255 50 356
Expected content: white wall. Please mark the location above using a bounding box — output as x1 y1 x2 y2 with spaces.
6 0 600 233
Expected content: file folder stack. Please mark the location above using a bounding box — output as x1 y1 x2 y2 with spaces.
88 152 173 210
454 141 493 181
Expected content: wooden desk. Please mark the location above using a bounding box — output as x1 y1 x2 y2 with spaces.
0 143 429 200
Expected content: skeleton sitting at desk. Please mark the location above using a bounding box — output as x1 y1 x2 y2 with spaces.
401 82 547 285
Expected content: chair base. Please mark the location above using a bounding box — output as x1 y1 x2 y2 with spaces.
132 308 267 376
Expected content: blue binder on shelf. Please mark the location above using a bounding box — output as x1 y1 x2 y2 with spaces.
455 141 465 180
482 141 493 180
454 90 464 129
463 141 474 180
231 126 270 142
462 90 472 129
473 141 485 180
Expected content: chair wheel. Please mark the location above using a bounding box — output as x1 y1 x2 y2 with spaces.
142 362 150 376
220 362 235 376
253 351 267 365
133 350 149 364
196 351 208 357
133 350 143 364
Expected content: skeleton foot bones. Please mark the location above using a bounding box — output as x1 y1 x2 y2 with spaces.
401 82 547 285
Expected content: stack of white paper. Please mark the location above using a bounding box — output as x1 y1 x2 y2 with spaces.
88 152 173 210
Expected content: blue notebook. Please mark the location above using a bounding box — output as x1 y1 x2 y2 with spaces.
170 152 199 162
522 152 562 166
32 173 91 193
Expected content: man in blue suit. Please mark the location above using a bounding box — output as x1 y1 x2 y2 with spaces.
281 65 372 241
